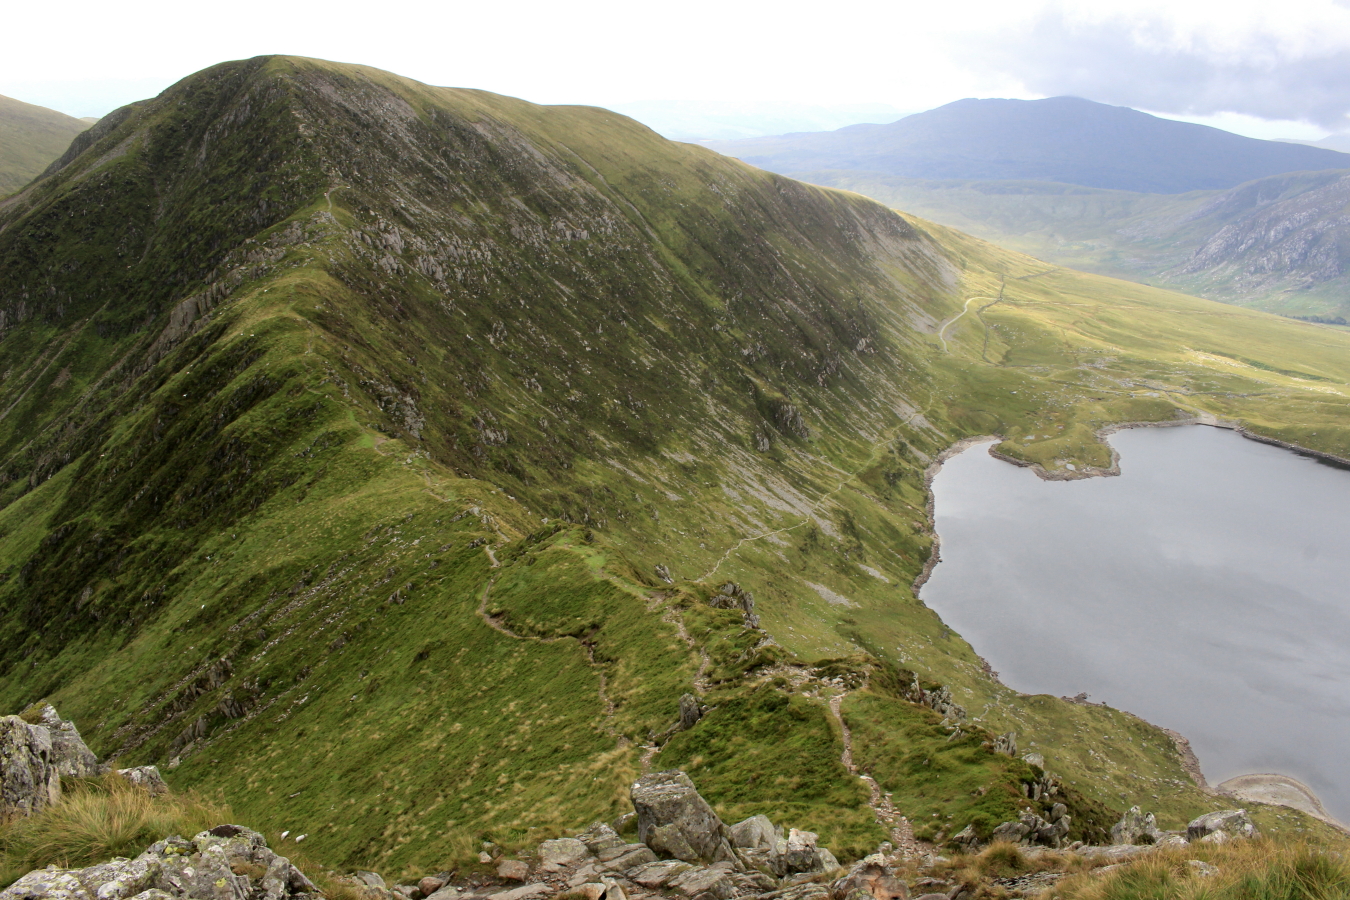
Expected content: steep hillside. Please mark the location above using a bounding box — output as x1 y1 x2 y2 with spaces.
801 170 1350 318
0 94 91 197
0 56 1347 877
707 97 1350 194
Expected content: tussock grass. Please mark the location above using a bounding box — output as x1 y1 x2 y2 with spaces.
0 773 231 887
1054 839 1350 900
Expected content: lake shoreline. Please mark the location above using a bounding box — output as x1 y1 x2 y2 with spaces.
918 418 1350 829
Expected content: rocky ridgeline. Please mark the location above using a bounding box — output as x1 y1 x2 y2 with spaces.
0 709 1267 900
1 705 165 816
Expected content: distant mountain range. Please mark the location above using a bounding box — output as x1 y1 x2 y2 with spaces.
708 97 1350 194
0 94 91 196
801 169 1350 317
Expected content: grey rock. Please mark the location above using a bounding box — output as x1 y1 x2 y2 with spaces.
2 824 318 900
728 816 776 850
1188 860 1219 877
667 867 734 900
37 706 103 779
992 732 1017 757
357 873 388 890
627 861 695 889
828 857 907 900
1187 809 1258 842
950 825 980 852
678 695 704 732
496 861 529 883
630 771 734 865
0 716 60 818
486 886 550 900
602 847 656 872
611 813 637 836
655 565 673 584
577 823 625 854
1111 807 1163 846
118 767 168 795
418 877 447 898
538 838 590 869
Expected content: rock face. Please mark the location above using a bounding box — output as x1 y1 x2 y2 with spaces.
0 716 61 817
0 824 317 900
990 808 1071 848
1187 809 1259 843
630 771 735 865
678 695 705 732
1111 807 1164 846
36 704 103 778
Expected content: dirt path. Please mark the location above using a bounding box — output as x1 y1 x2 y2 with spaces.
829 693 920 857
937 294 997 353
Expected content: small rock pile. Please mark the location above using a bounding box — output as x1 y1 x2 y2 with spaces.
1 824 317 900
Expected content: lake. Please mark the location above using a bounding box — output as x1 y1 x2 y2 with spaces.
921 424 1350 821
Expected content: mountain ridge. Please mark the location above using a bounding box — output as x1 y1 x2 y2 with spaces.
0 55 1346 874
0 94 91 197
708 97 1350 194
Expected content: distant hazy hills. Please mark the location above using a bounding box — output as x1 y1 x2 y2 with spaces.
708 97 1350 194
0 94 91 196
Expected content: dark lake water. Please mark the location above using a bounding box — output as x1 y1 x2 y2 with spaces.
922 425 1350 821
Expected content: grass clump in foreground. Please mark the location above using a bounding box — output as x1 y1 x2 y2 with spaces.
1053 839 1350 900
0 773 231 887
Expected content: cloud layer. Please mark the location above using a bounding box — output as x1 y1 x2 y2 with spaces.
977 6 1350 128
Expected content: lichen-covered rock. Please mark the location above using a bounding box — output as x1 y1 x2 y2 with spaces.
1187 810 1258 842
630 771 735 865
37 705 102 779
0 825 317 900
0 715 61 817
1111 807 1164 846
538 838 590 869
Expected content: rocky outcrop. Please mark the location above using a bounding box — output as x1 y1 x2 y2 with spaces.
36 705 102 779
829 854 908 900
678 696 705 732
631 771 735 865
0 825 316 900
1110 807 1164 846
1187 809 1259 843
710 584 760 630
990 805 1071 848
0 716 61 817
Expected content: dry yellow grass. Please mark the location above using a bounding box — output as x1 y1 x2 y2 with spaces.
0 773 231 887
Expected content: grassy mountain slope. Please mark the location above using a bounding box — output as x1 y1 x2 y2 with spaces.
0 56 1346 878
800 170 1350 319
707 98 1350 194
0 94 91 197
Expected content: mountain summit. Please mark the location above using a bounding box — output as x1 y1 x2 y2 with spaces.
707 97 1350 194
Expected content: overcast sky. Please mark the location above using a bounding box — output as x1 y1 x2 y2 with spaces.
6 0 1350 140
